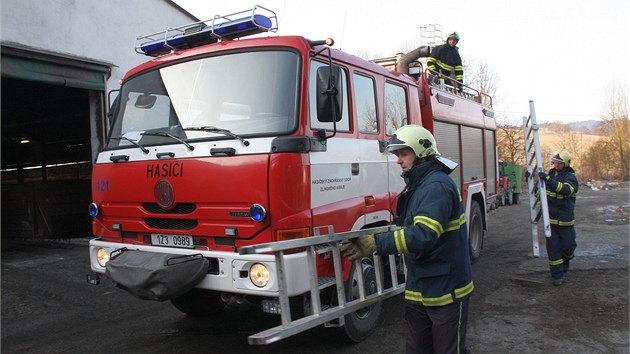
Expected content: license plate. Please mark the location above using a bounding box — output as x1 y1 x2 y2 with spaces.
151 233 194 248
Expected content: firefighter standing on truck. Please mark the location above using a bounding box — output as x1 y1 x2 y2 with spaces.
342 125 473 354
427 31 464 92
538 149 578 286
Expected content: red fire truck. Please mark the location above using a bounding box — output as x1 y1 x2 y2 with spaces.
87 6 498 344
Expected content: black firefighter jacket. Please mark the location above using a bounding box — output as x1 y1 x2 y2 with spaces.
375 158 473 307
545 167 578 226
427 43 464 82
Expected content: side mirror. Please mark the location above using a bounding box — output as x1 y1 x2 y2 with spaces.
315 66 343 123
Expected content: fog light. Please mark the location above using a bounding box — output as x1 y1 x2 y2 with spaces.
96 248 110 267
249 263 270 288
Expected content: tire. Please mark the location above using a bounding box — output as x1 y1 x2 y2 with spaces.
333 259 383 343
468 200 484 261
499 191 505 206
507 189 513 205
512 193 520 205
170 289 227 316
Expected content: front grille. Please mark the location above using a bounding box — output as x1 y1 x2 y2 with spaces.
145 218 198 230
143 203 196 214
194 238 208 247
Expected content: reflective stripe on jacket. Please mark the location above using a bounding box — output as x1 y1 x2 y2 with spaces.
545 167 578 225
375 159 473 307
427 43 464 82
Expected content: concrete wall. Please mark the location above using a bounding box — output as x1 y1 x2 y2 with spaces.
1 0 197 92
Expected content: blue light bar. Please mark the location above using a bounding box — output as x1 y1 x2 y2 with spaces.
136 6 278 57
212 14 273 39
139 25 215 56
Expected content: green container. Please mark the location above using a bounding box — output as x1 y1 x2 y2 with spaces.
502 164 522 194
498 162 523 205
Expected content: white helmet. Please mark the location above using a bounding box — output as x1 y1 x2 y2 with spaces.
387 125 440 158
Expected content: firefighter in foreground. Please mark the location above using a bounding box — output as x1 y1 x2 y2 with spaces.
341 125 473 353
538 149 578 286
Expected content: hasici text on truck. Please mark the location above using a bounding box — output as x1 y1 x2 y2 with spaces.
87 6 498 345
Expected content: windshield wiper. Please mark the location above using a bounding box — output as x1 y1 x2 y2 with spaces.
183 126 250 147
142 132 194 151
111 136 150 154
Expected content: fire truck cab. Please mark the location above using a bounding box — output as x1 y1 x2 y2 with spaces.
87 6 497 344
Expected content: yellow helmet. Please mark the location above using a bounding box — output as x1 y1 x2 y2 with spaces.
551 149 571 167
387 124 440 158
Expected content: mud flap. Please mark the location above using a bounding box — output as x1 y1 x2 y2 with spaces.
105 249 209 301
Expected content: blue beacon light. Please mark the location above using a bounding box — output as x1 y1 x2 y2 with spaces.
137 8 276 57
249 204 266 222
89 202 99 217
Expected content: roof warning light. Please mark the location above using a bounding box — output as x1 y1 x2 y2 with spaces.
135 5 278 57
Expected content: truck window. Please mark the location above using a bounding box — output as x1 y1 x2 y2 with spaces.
106 50 299 149
309 60 350 132
121 92 172 132
384 82 408 135
353 73 378 134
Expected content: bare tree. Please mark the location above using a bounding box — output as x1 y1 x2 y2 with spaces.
602 80 629 180
554 131 585 173
465 57 502 108
583 80 629 180
497 119 525 165
466 59 525 167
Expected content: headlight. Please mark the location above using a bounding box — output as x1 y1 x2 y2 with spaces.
96 248 110 267
249 263 270 288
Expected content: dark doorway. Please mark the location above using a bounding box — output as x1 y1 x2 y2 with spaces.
2 77 93 238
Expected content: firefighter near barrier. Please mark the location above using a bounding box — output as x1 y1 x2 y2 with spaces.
86 6 499 344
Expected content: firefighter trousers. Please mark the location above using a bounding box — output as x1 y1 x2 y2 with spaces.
546 224 577 279
405 298 471 354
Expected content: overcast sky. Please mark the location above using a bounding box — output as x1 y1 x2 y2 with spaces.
172 0 628 124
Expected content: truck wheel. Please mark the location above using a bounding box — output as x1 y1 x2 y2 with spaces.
507 190 513 205
468 200 484 261
334 258 383 343
512 193 520 205
170 289 226 316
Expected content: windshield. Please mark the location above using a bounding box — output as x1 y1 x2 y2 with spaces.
106 50 299 149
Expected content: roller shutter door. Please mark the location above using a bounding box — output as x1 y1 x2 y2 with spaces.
461 126 484 183
485 130 497 195
1 44 109 90
433 121 461 189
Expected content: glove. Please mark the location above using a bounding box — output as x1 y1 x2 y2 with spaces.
538 171 549 180
525 171 531 180
340 235 376 261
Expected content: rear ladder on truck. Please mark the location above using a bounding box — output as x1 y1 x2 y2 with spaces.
523 100 552 257
238 226 405 345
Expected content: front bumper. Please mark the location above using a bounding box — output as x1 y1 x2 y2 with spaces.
89 239 311 297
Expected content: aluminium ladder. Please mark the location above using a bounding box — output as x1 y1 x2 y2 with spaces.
523 100 552 257
238 225 405 345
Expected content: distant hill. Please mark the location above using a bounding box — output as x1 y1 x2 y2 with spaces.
539 120 603 134
568 120 603 132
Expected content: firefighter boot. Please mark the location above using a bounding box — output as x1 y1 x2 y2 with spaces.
553 277 563 286
563 260 570 273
